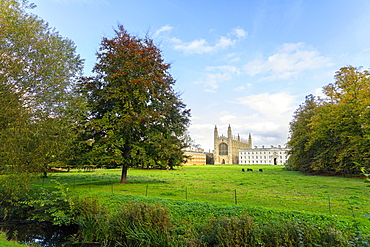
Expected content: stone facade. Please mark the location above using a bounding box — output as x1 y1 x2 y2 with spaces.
239 145 290 165
183 147 207 165
213 125 252 164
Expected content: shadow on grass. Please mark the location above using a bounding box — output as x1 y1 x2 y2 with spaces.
50 175 168 186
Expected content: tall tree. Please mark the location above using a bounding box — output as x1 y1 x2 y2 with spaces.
80 25 190 183
0 0 84 175
288 66 370 174
287 94 318 172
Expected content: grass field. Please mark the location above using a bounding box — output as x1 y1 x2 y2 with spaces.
37 165 370 221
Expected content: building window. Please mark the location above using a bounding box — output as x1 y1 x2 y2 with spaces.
219 143 228 155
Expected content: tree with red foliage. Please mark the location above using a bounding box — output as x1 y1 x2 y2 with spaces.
80 25 190 183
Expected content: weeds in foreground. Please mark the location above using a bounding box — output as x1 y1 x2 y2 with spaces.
71 196 359 247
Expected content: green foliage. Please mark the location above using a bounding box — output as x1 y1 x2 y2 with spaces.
360 166 370 185
69 194 356 246
288 66 370 174
287 94 318 172
0 0 85 176
72 196 112 245
79 25 190 182
0 174 75 226
200 215 256 246
0 174 34 219
200 216 350 247
73 198 175 246
112 202 174 246
24 180 74 226
38 166 370 218
3 166 369 246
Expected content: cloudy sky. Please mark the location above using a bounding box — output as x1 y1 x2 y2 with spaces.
30 0 370 151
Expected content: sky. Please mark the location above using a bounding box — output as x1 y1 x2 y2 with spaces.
29 0 370 152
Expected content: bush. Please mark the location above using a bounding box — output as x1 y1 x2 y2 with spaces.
72 196 112 245
198 216 350 247
73 199 176 246
0 174 35 219
200 215 257 246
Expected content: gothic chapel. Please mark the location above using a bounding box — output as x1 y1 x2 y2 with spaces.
214 125 252 164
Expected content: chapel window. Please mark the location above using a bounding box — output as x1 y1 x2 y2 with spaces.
219 143 228 155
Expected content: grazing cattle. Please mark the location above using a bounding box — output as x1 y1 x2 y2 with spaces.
259 169 263 172
247 168 253 172
242 168 245 172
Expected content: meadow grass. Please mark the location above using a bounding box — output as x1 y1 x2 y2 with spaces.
37 165 370 221
0 232 27 247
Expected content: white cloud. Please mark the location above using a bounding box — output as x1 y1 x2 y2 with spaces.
188 100 295 150
218 112 238 123
314 87 324 97
212 110 291 147
187 123 215 151
233 83 252 91
154 25 173 38
206 65 240 74
231 27 248 38
235 92 296 120
195 65 240 91
243 42 332 80
172 36 235 54
171 27 246 55
226 53 241 63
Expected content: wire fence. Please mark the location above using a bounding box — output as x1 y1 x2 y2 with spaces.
134 185 370 218
39 175 370 219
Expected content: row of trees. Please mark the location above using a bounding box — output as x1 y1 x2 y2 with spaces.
0 0 190 183
287 66 370 174
3 1 368 181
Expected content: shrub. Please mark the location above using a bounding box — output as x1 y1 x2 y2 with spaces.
0 174 35 219
199 215 351 247
72 196 112 245
112 202 175 247
73 199 176 246
259 218 349 247
200 215 257 246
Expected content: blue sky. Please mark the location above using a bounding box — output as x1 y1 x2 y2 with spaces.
30 0 370 151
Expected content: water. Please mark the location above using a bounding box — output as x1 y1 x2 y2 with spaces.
1 220 78 246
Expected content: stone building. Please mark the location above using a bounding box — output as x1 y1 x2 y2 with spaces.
239 145 290 165
213 125 252 164
183 147 207 165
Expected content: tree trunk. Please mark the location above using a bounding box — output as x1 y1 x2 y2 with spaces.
120 143 131 183
120 164 128 183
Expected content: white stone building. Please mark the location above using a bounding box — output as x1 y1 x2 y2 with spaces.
239 145 290 165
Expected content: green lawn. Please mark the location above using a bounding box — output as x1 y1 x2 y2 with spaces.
37 165 370 220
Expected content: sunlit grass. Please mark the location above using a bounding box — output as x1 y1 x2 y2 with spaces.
36 165 370 220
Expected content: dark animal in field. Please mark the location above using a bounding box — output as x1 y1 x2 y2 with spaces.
259 169 263 172
242 168 245 172
247 168 253 172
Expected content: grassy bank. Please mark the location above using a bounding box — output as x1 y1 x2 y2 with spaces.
2 165 369 246
36 165 370 219
67 192 368 246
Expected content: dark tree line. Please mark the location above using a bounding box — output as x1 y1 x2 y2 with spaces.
287 66 370 174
